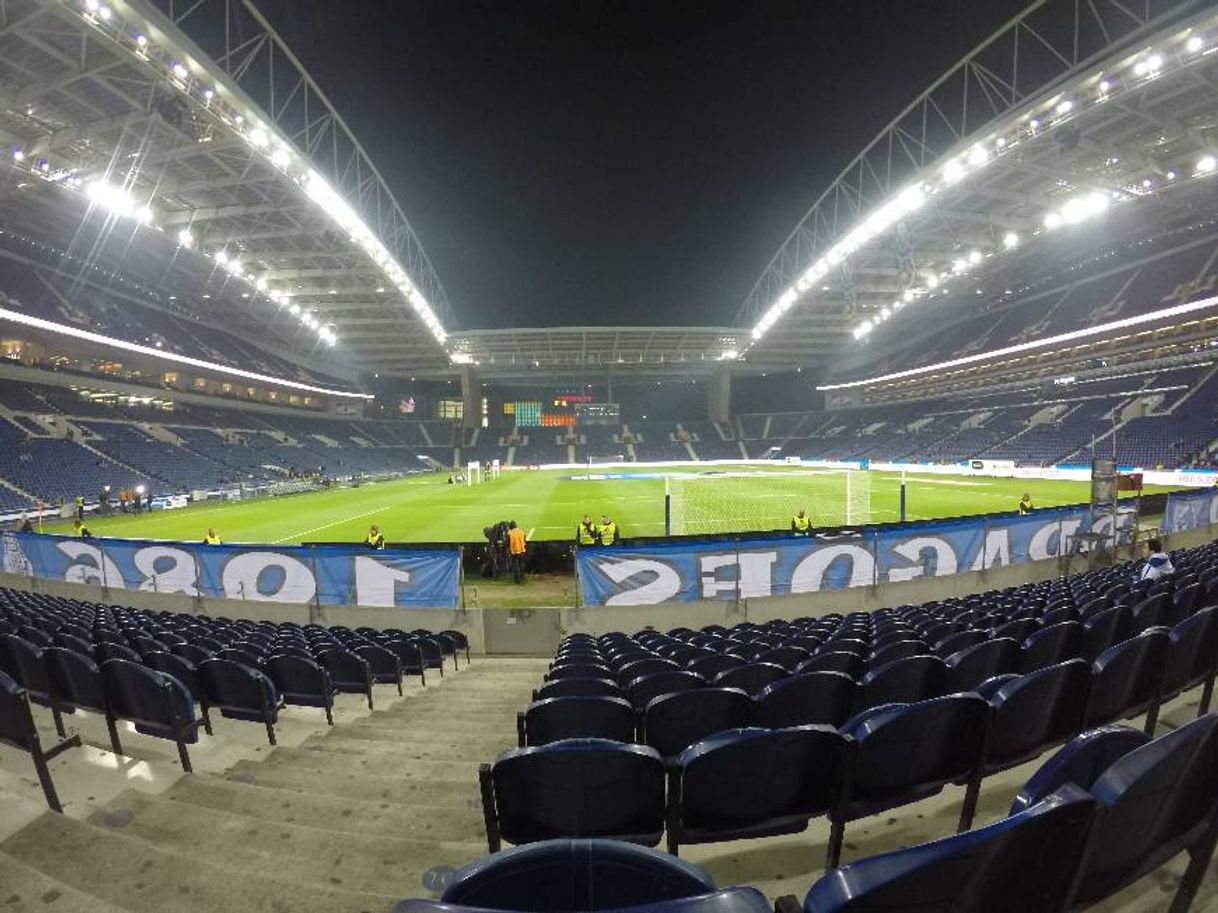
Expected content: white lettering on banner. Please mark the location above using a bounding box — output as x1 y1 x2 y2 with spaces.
353 556 413 607
888 537 958 582
699 552 778 599
1028 519 1083 560
57 541 124 588
970 529 1012 572
132 546 199 595
790 544 875 593
221 552 316 602
598 558 682 606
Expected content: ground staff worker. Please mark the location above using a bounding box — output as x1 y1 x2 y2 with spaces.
366 524 386 549
507 521 527 584
791 509 812 536
576 514 597 546
598 515 618 546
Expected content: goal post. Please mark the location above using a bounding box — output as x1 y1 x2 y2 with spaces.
665 467 872 536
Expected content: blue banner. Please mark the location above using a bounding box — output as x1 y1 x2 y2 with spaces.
1162 488 1218 535
0 532 459 609
577 506 1136 606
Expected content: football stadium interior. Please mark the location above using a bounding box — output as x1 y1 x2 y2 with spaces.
4 0 1218 910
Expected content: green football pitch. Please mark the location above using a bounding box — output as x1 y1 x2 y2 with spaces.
36 466 1170 545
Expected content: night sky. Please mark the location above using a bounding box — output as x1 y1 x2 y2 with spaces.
257 1 1028 331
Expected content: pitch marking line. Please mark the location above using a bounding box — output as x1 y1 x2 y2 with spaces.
272 505 393 544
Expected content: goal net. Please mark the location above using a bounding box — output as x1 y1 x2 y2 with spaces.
588 454 626 466
666 468 872 536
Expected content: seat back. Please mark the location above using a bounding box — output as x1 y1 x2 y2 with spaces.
856 655 946 713
1019 622 1082 673
435 838 715 913
101 658 196 741
199 658 278 721
643 688 750 759
143 651 204 703
626 671 703 711
675 726 848 839
535 677 621 700
795 651 863 679
984 660 1090 772
944 638 1019 693
711 662 788 697
751 671 856 729
0 669 37 751
523 696 636 746
1084 627 1171 728
490 739 666 846
265 654 332 700
1129 592 1170 635
754 646 811 673
1081 606 1128 662
1163 606 1218 697
801 786 1099 913
44 646 106 713
548 662 613 681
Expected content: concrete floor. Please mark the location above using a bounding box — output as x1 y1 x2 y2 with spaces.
0 657 1215 912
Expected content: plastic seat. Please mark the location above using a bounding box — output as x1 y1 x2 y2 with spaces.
868 640 927 668
751 671 856 729
617 658 681 684
0 633 64 736
828 694 991 869
711 662 788 697
548 662 613 681
100 658 200 771
534 677 621 701
854 655 946 714
943 638 1019 693
796 786 1098 913
481 739 666 850
316 648 375 710
1083 627 1171 734
1013 715 1218 909
198 658 283 745
796 652 864 680
381 639 427 686
1162 607 1218 715
958 659 1091 830
754 646 812 673
643 688 750 760
667 725 848 854
686 654 745 680
265 654 338 725
1080 606 1128 662
1019 621 1082 674
354 644 404 695
626 671 704 711
142 651 214 733
1128 592 1170 635
0 670 81 812
517 696 636 747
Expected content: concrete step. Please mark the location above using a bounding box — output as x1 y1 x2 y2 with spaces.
1 814 392 913
91 792 482 898
316 729 511 756
295 734 507 759
223 761 479 808
256 746 481 780
164 774 487 842
0 850 136 913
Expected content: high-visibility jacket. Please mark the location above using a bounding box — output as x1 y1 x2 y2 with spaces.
507 527 527 555
1019 499 1033 515
366 533 385 549
792 514 811 533
204 534 222 545
598 522 618 545
576 522 597 545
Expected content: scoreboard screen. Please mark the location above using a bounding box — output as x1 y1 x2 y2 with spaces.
512 401 542 427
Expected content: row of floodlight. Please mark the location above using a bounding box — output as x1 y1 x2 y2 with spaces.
749 22 1216 349
70 0 447 347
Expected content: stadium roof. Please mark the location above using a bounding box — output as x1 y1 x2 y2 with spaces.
1 0 1217 388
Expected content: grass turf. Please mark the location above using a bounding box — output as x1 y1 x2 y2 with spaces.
36 467 1169 545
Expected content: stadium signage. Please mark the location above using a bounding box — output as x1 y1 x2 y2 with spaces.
0 533 459 609
1161 488 1218 535
577 506 1134 606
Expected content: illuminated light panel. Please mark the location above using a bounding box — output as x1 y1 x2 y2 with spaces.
0 307 370 398
819 293 1218 391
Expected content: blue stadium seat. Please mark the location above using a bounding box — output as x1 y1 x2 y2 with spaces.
667 725 848 854
854 655 946 714
198 657 282 745
829 694 991 869
943 637 1020 692
264 654 338 725
643 688 750 761
481 739 666 851
626 671 704 711
100 658 200 771
711 662 788 697
1162 607 1218 715
1083 626 1171 734
143 650 214 735
517 696 636 747
1013 714 1218 909
751 671 856 729
354 644 405 695
1018 621 1082 673
316 647 375 710
796 785 1098 913
535 677 621 701
0 670 81 812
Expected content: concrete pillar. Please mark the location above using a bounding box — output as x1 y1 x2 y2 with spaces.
708 368 732 423
460 367 481 429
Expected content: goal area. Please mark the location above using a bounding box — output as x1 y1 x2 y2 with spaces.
665 468 872 536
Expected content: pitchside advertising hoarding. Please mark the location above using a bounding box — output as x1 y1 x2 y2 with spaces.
0 532 460 609
577 505 1137 606
1161 487 1218 535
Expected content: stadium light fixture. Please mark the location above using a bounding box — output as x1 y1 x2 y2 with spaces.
968 249 983 265
1196 154 1217 175
819 292 1218 391
0 306 372 398
1002 231 1019 250
171 63 188 80
176 229 194 248
1187 35 1205 53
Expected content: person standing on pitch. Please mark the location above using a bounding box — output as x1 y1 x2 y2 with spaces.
365 524 386 549
791 509 812 536
507 521 527 584
575 514 598 546
597 514 618 546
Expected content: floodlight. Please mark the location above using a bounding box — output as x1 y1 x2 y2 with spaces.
943 159 965 184
1167 170 1177 181
98 5 111 19
289 303 301 316
1002 231 1019 250
12 149 24 161
968 249 982 265
1187 35 1204 53
172 63 188 79
1099 79 1111 92
1044 212 1062 229
1028 118 1040 129
135 484 146 495
968 145 989 167
952 257 967 274
1055 99 1073 115
248 128 269 148
136 34 147 47
926 273 940 289
1197 155 1217 174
